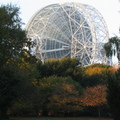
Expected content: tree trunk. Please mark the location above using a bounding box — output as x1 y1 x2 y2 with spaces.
98 106 101 117
42 105 49 116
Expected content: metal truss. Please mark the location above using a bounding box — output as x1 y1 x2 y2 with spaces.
26 2 109 66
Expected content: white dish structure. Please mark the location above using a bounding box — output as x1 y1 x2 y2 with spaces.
26 2 109 65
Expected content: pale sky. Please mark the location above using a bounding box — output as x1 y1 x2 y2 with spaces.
0 0 120 37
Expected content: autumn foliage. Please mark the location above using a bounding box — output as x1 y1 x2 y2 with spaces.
1 3 119 118
84 66 117 76
47 83 83 116
81 85 107 107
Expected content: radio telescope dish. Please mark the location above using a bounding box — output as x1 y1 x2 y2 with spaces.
26 2 109 66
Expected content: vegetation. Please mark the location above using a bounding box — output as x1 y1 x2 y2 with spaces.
8 60 116 118
40 76 83 116
81 85 107 117
36 58 82 82
0 4 31 67
104 36 120 61
0 3 120 120
0 4 33 119
107 68 120 120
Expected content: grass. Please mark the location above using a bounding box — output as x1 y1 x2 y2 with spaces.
10 117 88 120
10 117 113 120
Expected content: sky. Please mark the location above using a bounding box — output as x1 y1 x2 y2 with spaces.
0 0 120 37
0 0 120 64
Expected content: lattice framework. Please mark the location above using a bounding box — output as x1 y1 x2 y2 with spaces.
26 2 109 65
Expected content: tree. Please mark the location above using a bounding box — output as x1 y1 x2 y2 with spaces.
57 57 80 77
104 36 120 62
38 76 83 116
0 4 32 119
81 85 107 117
0 65 30 118
9 80 41 116
0 4 31 67
36 58 82 83
81 64 116 87
36 59 59 78
47 83 83 116
107 68 120 120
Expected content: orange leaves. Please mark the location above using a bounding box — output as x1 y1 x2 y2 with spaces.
47 82 83 113
81 85 107 107
48 94 83 113
84 66 117 76
85 67 106 76
62 84 78 94
107 67 117 73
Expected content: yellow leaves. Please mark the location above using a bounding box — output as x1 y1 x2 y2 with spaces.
18 58 30 70
85 67 106 76
84 66 117 76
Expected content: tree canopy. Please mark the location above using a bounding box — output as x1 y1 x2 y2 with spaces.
107 68 120 120
0 4 33 118
0 4 31 67
104 36 120 62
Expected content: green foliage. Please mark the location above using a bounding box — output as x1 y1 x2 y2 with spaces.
0 4 31 67
10 82 41 116
104 36 120 61
37 59 59 78
39 76 83 116
57 58 80 76
36 58 82 84
0 65 29 118
81 64 111 87
81 74 104 87
84 63 111 69
107 68 120 120
0 4 34 118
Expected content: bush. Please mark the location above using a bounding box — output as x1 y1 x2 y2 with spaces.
107 68 120 120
